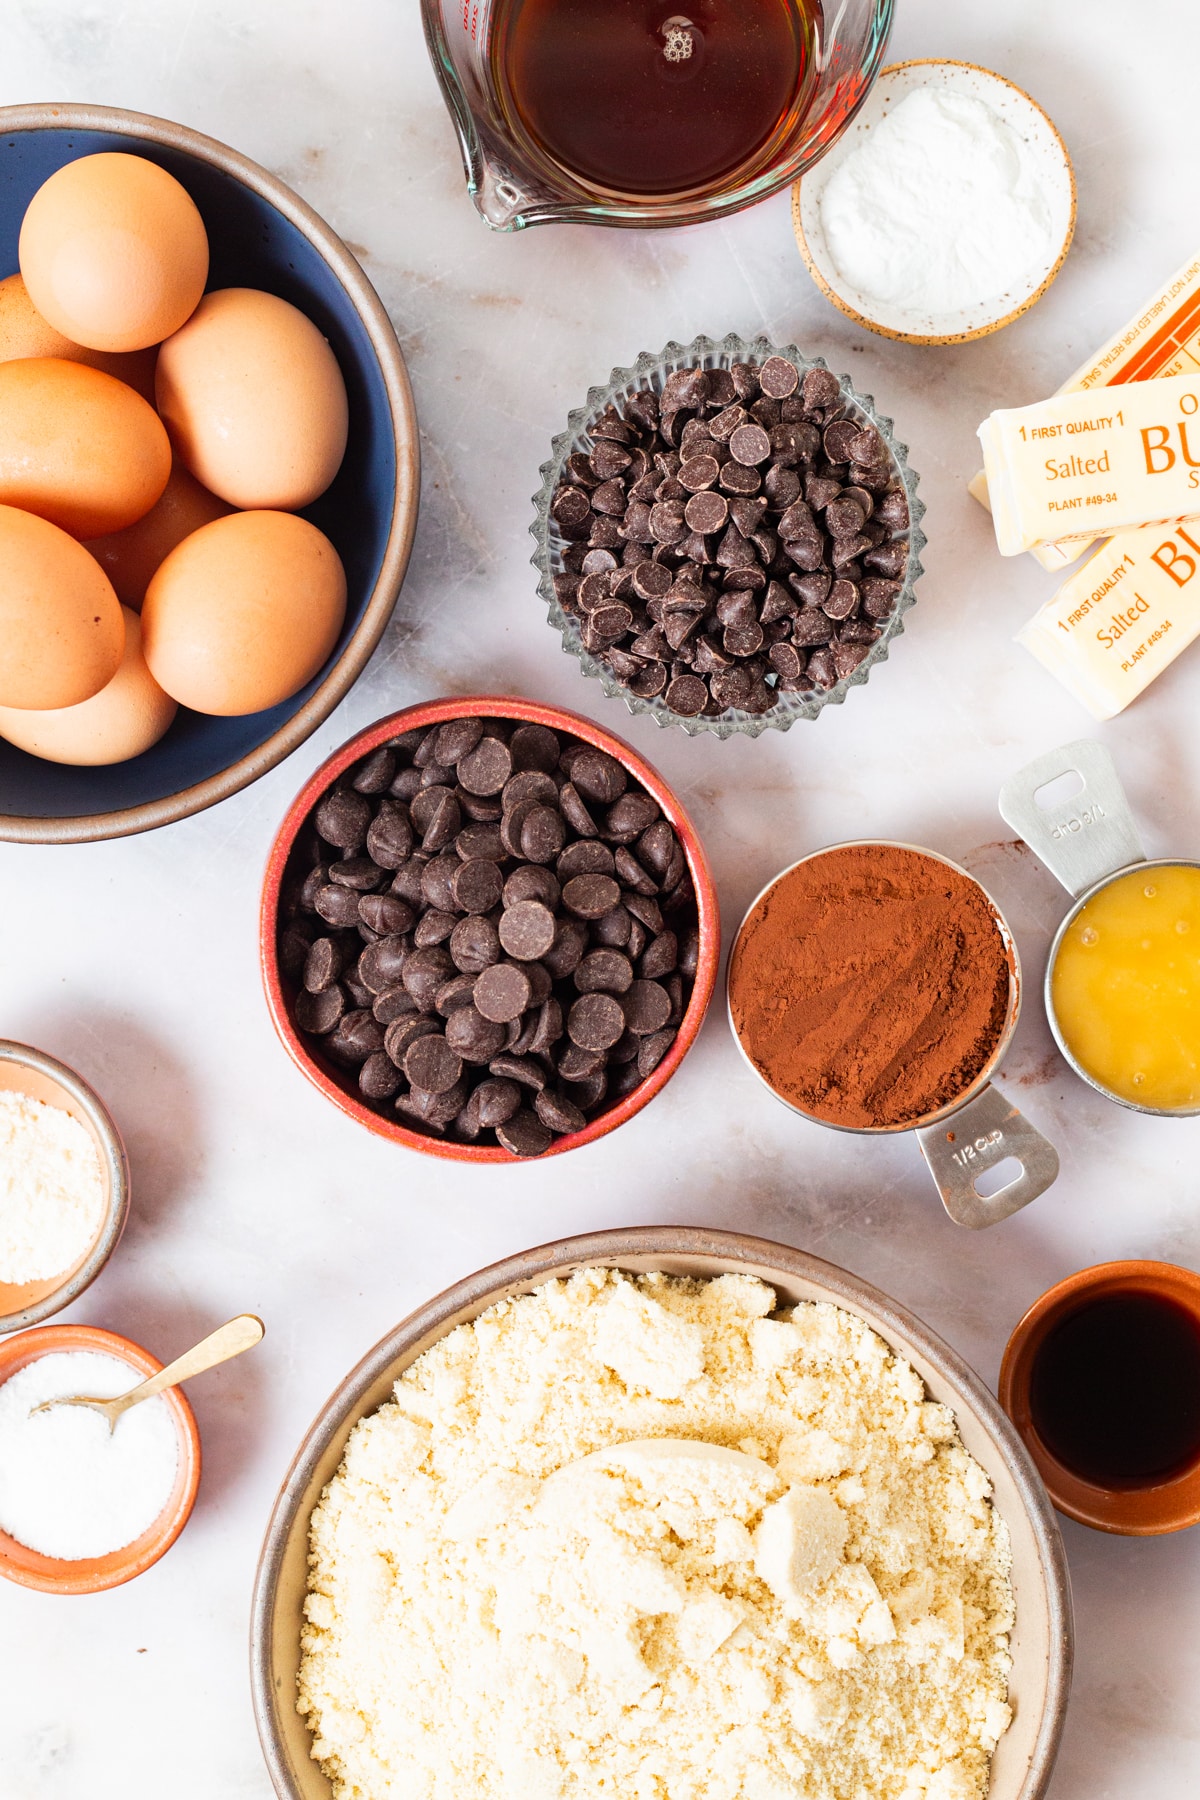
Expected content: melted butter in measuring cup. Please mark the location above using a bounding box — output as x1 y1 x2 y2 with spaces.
1051 864 1200 1110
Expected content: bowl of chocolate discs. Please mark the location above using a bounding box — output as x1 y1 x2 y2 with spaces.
531 333 925 738
261 697 720 1161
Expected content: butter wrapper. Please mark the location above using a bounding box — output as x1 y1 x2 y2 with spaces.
1016 519 1200 717
978 371 1200 555
971 248 1200 569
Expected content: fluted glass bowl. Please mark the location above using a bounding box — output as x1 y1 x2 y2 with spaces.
530 333 925 739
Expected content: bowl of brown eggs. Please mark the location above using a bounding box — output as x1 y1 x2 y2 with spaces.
0 102 418 844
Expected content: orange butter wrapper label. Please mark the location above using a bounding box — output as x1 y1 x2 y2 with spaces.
1016 519 1200 717
978 371 1200 556
971 248 1200 570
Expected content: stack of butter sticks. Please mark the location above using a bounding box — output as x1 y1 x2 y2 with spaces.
973 251 1200 718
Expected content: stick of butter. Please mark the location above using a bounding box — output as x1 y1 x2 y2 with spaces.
1016 519 1200 716
978 372 1200 555
970 248 1200 570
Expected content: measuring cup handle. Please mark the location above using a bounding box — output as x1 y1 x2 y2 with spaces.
915 1084 1060 1229
997 739 1145 898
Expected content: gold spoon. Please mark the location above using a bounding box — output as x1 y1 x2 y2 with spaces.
30 1314 265 1432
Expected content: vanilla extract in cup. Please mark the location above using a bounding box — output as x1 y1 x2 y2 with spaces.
1030 1288 1200 1489
494 0 818 198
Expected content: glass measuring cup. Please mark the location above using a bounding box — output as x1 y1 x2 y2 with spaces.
421 0 894 229
999 739 1200 1117
726 842 1061 1229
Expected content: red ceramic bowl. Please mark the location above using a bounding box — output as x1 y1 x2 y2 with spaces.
261 696 720 1161
0 1323 201 1594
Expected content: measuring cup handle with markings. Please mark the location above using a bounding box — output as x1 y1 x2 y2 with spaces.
998 739 1145 898
915 1084 1061 1230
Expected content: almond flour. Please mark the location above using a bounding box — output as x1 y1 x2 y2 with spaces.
299 1270 1014 1800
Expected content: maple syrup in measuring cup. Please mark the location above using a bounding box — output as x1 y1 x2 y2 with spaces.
493 0 817 198
420 0 893 227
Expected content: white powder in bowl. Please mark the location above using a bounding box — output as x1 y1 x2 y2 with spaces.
300 1269 1014 1800
0 1350 180 1558
0 1090 107 1284
820 86 1060 315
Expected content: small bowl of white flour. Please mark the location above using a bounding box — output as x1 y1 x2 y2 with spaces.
0 1040 129 1334
792 62 1075 345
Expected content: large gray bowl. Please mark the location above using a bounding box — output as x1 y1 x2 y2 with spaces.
251 1227 1072 1800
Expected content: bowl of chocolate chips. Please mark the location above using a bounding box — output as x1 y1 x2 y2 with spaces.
262 697 719 1159
532 334 924 736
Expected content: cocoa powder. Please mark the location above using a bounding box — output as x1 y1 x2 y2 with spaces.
728 844 1012 1129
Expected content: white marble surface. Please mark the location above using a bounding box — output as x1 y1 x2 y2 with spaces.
2 0 1199 1793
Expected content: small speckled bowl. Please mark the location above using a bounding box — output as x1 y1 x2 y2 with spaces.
0 1041 129 1334
792 61 1076 345
0 1322 201 1593
531 332 924 738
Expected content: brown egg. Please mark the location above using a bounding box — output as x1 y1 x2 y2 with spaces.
0 608 176 765
84 459 234 609
0 357 172 538
142 510 347 715
19 152 209 353
155 288 348 509
0 273 159 402
0 504 125 709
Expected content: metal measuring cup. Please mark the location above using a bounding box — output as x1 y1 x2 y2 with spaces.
726 842 1061 1229
999 738 1200 1117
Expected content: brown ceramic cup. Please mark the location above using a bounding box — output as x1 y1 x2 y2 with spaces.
1000 1260 1200 1535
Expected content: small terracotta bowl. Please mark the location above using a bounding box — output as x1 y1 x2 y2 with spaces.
260 696 720 1161
0 1322 201 1593
0 1041 130 1334
1000 1261 1200 1535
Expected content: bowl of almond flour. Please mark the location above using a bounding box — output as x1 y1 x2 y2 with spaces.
252 1228 1072 1800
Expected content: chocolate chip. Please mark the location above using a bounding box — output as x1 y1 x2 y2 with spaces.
457 736 512 796
535 1089 587 1135
351 748 397 794
315 788 371 851
365 804 413 869
445 1006 507 1063
543 917 588 978
488 1053 547 1091
303 937 344 993
759 355 799 399
803 366 841 409
569 750 626 805
295 985 345 1034
665 674 708 716
520 804 566 864
567 992 626 1051
574 948 633 994
359 1051 403 1099
472 1079 523 1130
401 945 454 1010
623 979 673 1035
557 840 614 879
474 961 532 1023
683 490 728 535
728 422 772 466
326 1010 385 1065
495 1110 553 1158
499 899 557 961
637 1028 677 1078
562 873 621 919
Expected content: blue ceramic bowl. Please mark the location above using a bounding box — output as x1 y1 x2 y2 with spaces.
0 103 418 843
